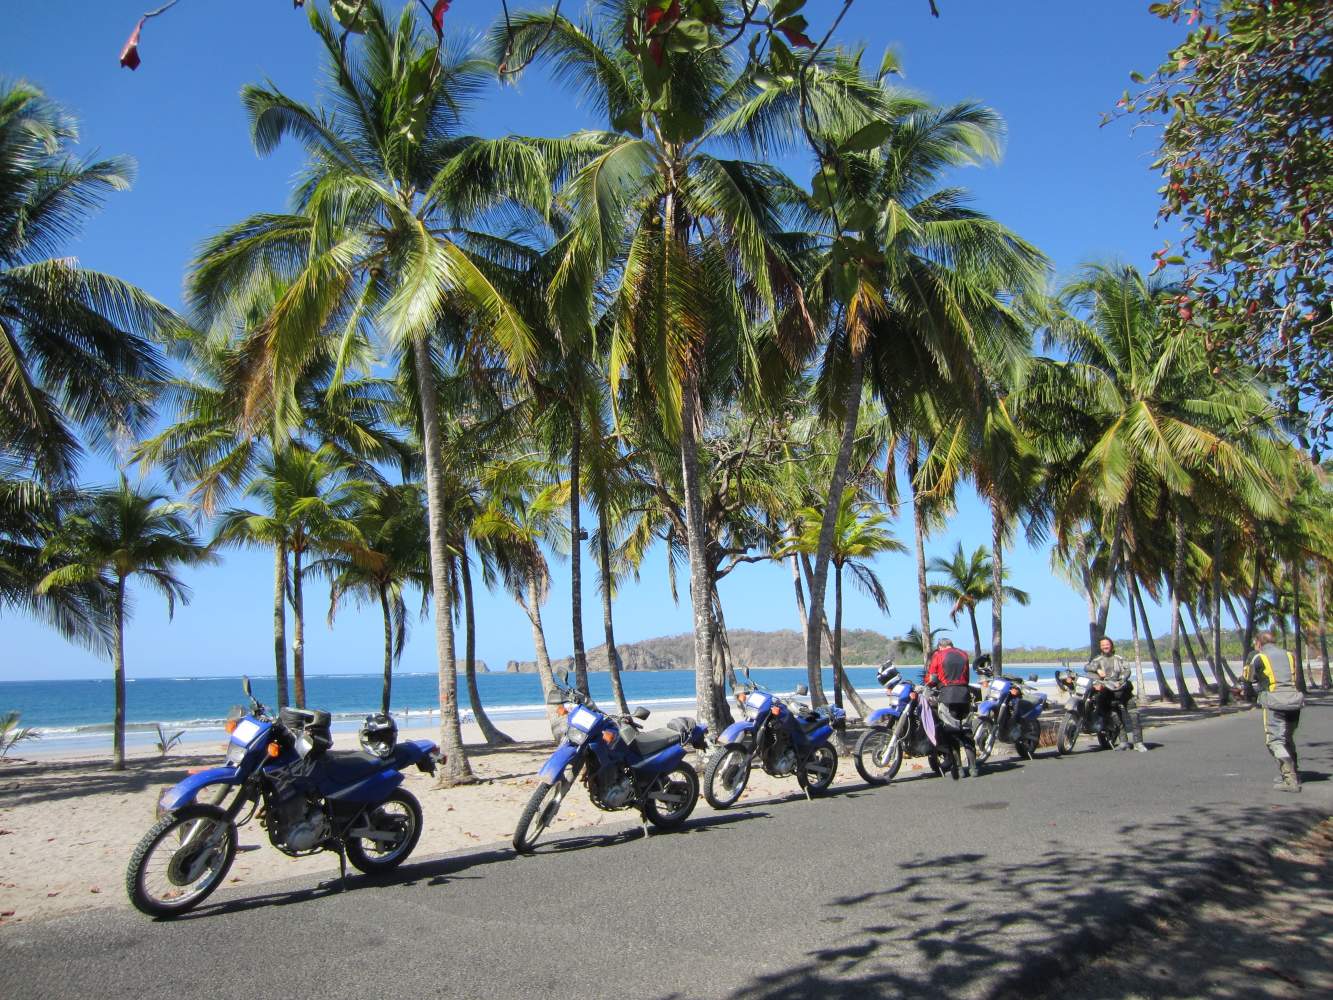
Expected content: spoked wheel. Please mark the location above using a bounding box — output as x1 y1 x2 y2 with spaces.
346 788 423 874
703 745 752 809
854 728 903 785
973 719 997 763
1056 715 1079 756
513 775 572 853
644 764 699 830
803 745 838 795
126 803 237 918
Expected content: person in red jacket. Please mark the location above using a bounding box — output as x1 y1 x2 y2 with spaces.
926 637 977 772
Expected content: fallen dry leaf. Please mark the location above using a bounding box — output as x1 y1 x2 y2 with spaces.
89 886 101 894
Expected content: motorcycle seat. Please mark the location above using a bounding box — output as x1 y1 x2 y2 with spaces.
624 728 680 757
317 750 392 785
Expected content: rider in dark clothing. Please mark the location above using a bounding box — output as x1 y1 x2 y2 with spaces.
926 638 977 773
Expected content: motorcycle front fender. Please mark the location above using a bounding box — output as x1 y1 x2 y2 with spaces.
976 700 998 718
159 766 242 813
537 742 586 784
719 719 756 745
866 707 899 726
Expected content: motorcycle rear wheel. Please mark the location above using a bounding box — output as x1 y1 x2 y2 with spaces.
513 775 571 853
644 763 699 830
853 728 902 785
804 745 838 795
126 803 236 918
346 788 423 874
1056 715 1079 756
973 719 997 763
703 745 751 809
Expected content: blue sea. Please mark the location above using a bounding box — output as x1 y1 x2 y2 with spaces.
1 664 1069 754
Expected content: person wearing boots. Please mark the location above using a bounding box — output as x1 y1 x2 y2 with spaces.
1086 636 1147 752
1243 631 1304 793
925 637 979 776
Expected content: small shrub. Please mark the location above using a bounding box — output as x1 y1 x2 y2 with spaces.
0 711 39 758
153 724 185 757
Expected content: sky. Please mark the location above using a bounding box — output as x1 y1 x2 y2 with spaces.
0 1 1188 681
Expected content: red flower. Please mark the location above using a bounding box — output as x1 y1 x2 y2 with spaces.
119 17 145 71
646 2 680 31
432 0 451 40
779 25 815 48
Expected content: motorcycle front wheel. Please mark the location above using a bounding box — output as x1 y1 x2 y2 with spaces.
346 788 423 874
1056 714 1080 756
803 745 838 795
126 803 237 918
644 764 699 830
703 745 751 809
513 775 572 853
853 728 903 785
973 719 997 763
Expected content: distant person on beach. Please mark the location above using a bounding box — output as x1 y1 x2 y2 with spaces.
1086 637 1147 752
1243 631 1303 793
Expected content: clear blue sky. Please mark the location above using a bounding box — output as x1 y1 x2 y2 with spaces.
1 2 1186 681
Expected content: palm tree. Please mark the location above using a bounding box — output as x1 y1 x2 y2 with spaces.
928 542 1030 661
0 82 179 487
315 482 431 715
37 477 213 769
787 490 904 718
214 445 362 708
188 4 560 782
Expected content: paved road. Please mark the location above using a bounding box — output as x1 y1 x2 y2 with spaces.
5 700 1330 999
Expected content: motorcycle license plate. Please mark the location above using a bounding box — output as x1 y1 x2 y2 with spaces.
231 718 262 746
569 707 598 732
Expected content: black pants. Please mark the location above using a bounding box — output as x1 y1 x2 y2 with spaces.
941 699 975 750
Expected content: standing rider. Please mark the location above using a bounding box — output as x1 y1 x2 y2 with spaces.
1086 636 1148 753
926 637 978 774
1243 631 1304 793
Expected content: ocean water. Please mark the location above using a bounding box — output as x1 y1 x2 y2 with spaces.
1 664 1069 753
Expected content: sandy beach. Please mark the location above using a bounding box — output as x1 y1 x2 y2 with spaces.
0 676 1259 929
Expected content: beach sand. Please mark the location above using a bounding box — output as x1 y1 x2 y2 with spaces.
0 684 1240 928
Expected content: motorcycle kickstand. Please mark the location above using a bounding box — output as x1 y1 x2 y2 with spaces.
337 842 348 892
636 806 650 840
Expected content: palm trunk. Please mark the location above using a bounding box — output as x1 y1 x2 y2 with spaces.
1211 525 1230 704
569 409 589 696
805 351 865 689
991 501 1004 675
412 335 472 784
832 563 870 719
1242 551 1260 656
1169 508 1195 710
524 574 563 737
1131 575 1175 700
1200 601 1238 685
461 548 510 744
378 584 393 715
679 372 719 737
1292 559 1307 693
112 575 127 771
967 606 983 662
1316 570 1331 690
1181 625 1210 692
1128 579 1146 700
273 542 290 709
792 553 828 707
907 439 932 667
1089 512 1124 656
597 505 629 715
291 544 306 710
1185 603 1223 688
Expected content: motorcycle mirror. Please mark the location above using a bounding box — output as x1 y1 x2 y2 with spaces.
632 706 650 721
794 683 809 697
1028 674 1039 682
241 675 253 698
558 670 570 686
546 688 566 705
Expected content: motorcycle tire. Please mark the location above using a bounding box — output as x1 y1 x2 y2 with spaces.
513 775 571 853
1055 715 1079 756
853 728 903 785
973 719 997 763
126 803 236 918
644 764 699 830
804 745 838 795
346 788 423 874
945 746 961 781
703 744 751 809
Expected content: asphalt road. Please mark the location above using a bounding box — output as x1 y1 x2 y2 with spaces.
5 699 1330 1000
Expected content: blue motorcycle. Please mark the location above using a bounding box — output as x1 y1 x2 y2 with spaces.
702 669 843 808
512 673 708 853
854 662 975 783
126 677 440 917
970 657 1049 762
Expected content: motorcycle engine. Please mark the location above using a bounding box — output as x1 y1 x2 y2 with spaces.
270 792 331 853
762 736 796 777
588 766 635 810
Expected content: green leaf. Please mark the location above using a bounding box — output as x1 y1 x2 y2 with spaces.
330 0 368 33
672 20 711 52
840 121 893 153
660 107 705 144
612 107 645 138
771 0 807 20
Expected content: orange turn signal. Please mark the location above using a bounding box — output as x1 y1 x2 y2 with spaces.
601 731 615 745
556 705 569 716
737 692 748 704
770 706 781 716
224 719 238 734
266 741 281 758
910 691 918 700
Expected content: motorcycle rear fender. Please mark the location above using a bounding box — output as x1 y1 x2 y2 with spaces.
159 766 242 812
326 768 403 804
631 742 686 776
866 707 899 726
537 742 582 784
719 719 756 744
